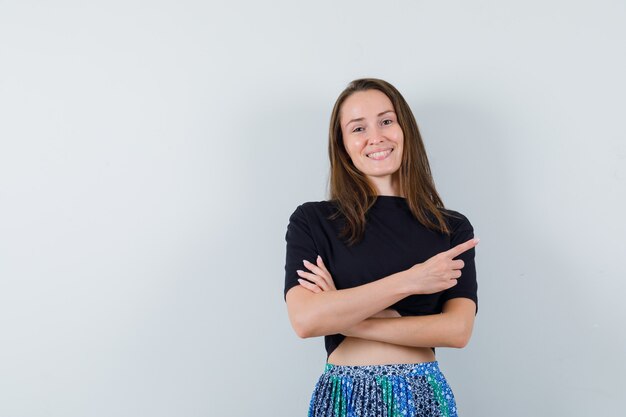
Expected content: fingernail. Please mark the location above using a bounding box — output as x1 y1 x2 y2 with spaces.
296 270 302 274
302 259 308 264
474 238 480 243
317 255 321 261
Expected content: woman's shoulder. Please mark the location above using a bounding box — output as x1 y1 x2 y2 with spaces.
291 199 339 212
288 199 339 220
439 207 474 232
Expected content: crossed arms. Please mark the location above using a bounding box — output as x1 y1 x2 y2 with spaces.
285 241 478 349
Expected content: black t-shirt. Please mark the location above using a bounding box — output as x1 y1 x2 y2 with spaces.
283 195 478 361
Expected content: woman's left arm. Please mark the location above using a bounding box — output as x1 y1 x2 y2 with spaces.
342 298 476 348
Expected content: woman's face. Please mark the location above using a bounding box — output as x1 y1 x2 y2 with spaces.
339 89 404 185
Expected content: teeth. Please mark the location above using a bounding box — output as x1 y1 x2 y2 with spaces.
367 149 392 158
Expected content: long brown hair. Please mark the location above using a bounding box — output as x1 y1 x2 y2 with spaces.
327 78 454 246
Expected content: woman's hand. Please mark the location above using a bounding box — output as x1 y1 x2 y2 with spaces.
405 237 479 295
297 256 400 320
296 255 337 293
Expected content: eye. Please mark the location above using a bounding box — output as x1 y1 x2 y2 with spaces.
352 126 364 133
382 119 393 125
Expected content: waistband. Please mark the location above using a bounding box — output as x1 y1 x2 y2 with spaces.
323 360 443 378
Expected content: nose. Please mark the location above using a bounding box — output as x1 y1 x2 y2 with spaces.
366 125 384 145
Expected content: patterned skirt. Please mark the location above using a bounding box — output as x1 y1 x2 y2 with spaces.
307 361 458 417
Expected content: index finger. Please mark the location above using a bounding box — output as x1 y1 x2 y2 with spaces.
445 237 480 259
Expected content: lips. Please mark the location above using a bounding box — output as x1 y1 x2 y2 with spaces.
366 148 393 160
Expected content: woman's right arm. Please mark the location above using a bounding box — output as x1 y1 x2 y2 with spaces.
285 269 412 338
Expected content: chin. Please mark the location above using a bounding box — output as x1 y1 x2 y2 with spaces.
363 168 401 178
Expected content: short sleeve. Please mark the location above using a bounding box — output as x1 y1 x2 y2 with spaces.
440 211 478 315
284 205 319 301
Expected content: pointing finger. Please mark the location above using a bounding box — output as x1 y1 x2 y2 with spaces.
446 237 479 259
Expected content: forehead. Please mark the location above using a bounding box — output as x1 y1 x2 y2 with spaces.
340 89 395 122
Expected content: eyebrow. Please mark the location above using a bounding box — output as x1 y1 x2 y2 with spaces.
344 110 396 128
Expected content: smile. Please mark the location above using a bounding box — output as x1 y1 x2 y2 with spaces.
366 148 393 160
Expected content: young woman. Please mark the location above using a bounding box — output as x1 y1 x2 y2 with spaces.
283 78 479 417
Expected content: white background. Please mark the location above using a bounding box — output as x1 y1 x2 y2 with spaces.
1 1 625 416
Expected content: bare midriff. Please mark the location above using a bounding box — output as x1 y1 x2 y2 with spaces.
326 336 436 366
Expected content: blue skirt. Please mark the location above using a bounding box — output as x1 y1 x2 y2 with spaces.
307 361 458 417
